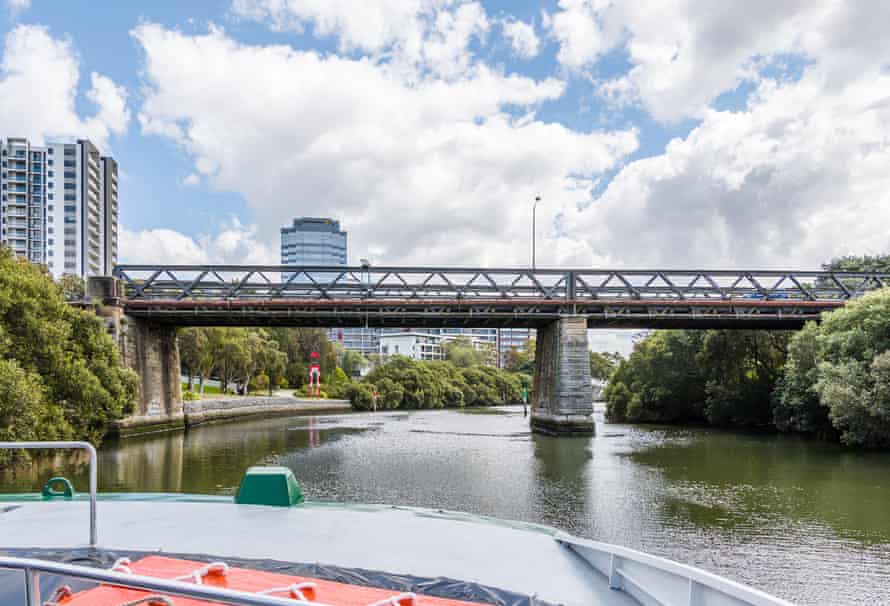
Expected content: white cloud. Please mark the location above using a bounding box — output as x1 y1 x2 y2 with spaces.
547 1 890 123
181 173 201 187
0 25 129 150
120 220 276 265
501 18 539 59
560 68 890 269
130 23 636 267
6 0 29 14
231 0 491 79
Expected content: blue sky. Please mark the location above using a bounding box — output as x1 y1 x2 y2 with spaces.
1 0 888 280
2 0 705 260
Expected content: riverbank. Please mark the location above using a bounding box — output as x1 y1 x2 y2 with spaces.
111 395 351 436
184 395 351 426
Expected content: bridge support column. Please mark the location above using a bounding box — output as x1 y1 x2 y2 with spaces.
122 317 184 433
89 276 185 436
531 315 595 436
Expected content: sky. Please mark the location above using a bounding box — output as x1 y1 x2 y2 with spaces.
3 0 890 353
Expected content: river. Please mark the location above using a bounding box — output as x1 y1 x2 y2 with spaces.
3 406 889 604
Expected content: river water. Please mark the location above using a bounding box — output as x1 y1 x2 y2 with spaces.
3 406 889 604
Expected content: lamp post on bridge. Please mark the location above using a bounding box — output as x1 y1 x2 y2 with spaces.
532 195 541 270
360 258 370 358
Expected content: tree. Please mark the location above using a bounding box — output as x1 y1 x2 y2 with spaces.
604 329 788 427
443 336 484 368
341 349 365 377
773 322 834 437
357 356 525 411
178 328 209 391
57 273 85 302
808 288 890 447
268 328 335 387
0 248 137 453
589 351 621 381
504 339 535 374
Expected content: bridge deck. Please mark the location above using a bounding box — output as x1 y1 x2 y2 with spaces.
105 265 886 329
121 298 846 329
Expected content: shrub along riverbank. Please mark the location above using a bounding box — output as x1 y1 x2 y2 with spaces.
606 287 890 448
345 357 527 410
0 249 138 462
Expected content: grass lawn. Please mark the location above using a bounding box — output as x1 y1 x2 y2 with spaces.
181 382 223 395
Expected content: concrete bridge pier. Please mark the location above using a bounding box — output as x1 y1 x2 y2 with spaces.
88 277 184 435
531 315 595 436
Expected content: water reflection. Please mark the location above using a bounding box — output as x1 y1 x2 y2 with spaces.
630 428 890 543
531 434 592 531
2 408 890 604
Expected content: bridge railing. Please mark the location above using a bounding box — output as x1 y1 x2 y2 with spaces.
111 266 890 303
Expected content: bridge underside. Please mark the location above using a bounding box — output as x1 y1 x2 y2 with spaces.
122 298 844 329
99 266 886 437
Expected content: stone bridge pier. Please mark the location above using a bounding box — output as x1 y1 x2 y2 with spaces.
89 278 184 435
531 315 595 436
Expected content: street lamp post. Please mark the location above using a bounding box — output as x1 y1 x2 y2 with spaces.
360 258 370 359
532 195 541 270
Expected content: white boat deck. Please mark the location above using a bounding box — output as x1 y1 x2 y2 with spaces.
0 499 635 605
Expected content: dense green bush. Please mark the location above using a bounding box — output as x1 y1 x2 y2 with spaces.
374 377 404 409
351 356 523 411
0 249 137 461
346 382 374 410
773 322 833 437
605 329 789 427
606 286 890 448
779 289 890 447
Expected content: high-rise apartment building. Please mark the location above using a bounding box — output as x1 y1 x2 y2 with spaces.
0 137 118 279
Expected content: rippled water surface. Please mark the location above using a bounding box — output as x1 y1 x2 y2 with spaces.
3 406 890 604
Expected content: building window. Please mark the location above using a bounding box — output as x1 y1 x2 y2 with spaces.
64 194 75 201
47 148 53 155
48 170 53 177
48 193 53 200
47 159 53 166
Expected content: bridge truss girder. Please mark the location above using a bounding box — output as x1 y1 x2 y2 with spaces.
110 265 885 329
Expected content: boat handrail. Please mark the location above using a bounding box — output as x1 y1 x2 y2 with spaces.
0 441 98 547
556 533 795 606
0 556 331 606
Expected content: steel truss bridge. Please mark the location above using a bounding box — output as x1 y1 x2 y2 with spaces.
111 265 890 329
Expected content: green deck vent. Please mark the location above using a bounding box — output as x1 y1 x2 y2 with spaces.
235 466 304 507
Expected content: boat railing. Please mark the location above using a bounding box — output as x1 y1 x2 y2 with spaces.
0 441 98 547
556 533 795 606
0 556 331 606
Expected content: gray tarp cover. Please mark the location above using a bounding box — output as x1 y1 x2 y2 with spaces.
0 548 559 605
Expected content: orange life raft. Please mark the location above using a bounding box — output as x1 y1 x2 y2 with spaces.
49 555 489 606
